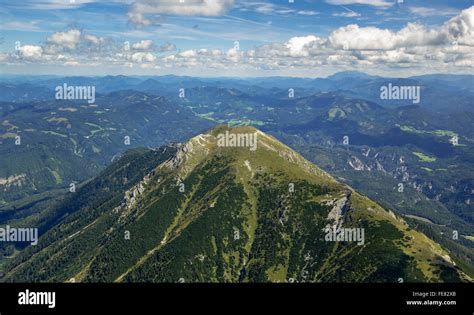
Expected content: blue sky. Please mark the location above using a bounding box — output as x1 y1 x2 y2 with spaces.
1 0 473 77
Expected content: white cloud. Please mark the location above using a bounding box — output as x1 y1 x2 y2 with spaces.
409 6 460 17
47 29 81 49
129 52 156 62
297 10 319 16
328 6 474 51
253 3 275 14
237 2 298 16
127 12 152 26
18 45 43 60
226 47 242 62
132 39 153 50
444 6 474 46
286 35 320 56
128 0 234 24
333 11 361 17
329 24 395 50
84 34 104 45
0 21 40 32
178 50 197 58
325 0 393 8
159 43 176 52
245 6 474 70
64 60 80 66
6 0 133 10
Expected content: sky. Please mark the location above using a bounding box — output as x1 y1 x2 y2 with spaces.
0 0 473 77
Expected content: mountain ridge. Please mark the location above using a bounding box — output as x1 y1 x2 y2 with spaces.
1 125 470 283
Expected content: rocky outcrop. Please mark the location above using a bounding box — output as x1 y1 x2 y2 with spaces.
113 171 154 216
0 174 26 188
348 156 370 171
325 192 351 231
161 134 212 177
162 143 188 171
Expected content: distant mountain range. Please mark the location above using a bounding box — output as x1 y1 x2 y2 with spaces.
1 72 473 111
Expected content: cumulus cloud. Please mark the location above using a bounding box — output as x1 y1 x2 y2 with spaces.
226 47 242 62
4 6 474 73
329 6 474 50
18 45 43 60
47 29 82 49
129 52 156 62
84 34 104 45
444 6 474 45
285 35 320 56
241 6 474 70
132 39 153 50
329 25 397 50
178 49 197 58
126 5 472 72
